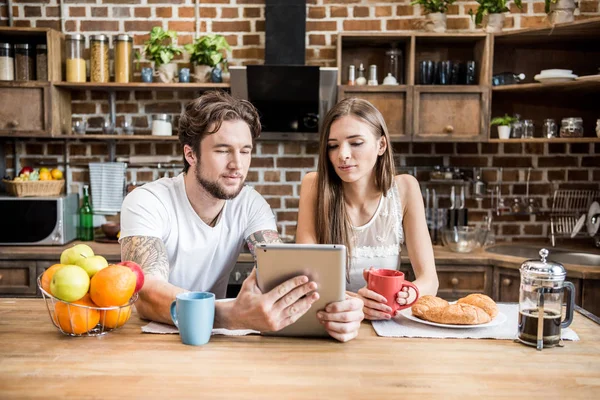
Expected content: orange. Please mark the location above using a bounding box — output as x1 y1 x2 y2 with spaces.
90 265 136 307
39 170 51 181
54 294 100 334
50 168 63 180
41 264 65 294
100 305 132 329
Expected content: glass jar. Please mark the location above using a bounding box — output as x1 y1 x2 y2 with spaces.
384 48 402 84
522 119 534 138
66 34 86 82
543 119 557 138
14 44 34 80
114 34 133 83
151 114 172 136
559 117 584 138
90 34 109 83
36 44 48 81
0 43 14 81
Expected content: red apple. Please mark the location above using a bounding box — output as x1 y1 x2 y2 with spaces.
18 166 34 176
118 261 145 294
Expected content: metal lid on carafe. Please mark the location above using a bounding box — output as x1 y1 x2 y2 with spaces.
520 248 566 281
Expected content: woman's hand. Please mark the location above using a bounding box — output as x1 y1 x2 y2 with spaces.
394 287 410 317
356 286 393 320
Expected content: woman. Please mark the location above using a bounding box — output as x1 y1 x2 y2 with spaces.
296 98 439 320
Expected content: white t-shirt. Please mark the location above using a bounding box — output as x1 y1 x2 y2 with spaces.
119 173 276 298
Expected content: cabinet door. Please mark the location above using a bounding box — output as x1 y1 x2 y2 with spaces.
413 86 489 141
493 267 520 303
0 260 38 296
436 265 493 301
582 279 600 318
0 82 49 134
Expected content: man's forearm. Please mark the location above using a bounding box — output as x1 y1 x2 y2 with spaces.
135 278 187 324
213 299 238 329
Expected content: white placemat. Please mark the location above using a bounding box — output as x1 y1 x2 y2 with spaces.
372 303 579 341
141 321 259 336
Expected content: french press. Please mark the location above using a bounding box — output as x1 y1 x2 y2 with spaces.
517 249 575 350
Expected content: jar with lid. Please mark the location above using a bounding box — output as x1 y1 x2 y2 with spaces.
36 44 48 81
66 34 86 82
14 44 34 80
0 43 14 81
384 48 402 84
152 114 172 136
559 117 584 138
90 34 109 83
114 34 133 83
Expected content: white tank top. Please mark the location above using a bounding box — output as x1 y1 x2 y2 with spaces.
347 182 404 293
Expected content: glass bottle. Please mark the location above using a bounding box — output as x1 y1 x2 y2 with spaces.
66 34 86 82
114 34 133 83
355 63 366 86
36 44 48 81
14 44 34 81
0 43 14 80
78 185 94 241
384 48 401 84
543 119 557 138
90 34 109 83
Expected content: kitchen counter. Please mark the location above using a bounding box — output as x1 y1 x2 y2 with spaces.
1 241 598 278
0 299 599 399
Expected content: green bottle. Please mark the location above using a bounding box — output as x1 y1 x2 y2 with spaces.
78 185 94 241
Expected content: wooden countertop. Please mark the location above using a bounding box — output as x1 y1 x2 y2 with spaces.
0 299 599 399
1 241 598 278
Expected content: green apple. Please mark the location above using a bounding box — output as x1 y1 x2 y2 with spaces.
50 265 90 302
76 255 108 278
60 244 94 265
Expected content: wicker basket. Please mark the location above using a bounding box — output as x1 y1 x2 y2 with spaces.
2 179 65 197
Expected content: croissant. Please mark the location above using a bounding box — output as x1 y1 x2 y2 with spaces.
411 295 449 319
423 303 492 325
457 293 498 319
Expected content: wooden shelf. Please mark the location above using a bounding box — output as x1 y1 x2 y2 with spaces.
338 85 408 92
53 82 230 91
488 138 600 143
492 77 600 94
494 17 600 44
415 85 488 93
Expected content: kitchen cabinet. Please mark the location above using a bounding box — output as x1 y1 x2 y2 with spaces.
0 260 38 296
436 265 493 301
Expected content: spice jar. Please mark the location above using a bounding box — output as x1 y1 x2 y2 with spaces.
151 114 172 136
114 34 133 83
66 34 86 82
559 117 584 138
36 44 48 81
90 34 109 83
0 43 14 81
14 44 34 80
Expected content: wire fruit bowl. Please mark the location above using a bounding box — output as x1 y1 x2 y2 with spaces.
37 274 138 337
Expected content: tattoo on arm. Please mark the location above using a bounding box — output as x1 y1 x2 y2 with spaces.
246 229 282 259
121 236 170 281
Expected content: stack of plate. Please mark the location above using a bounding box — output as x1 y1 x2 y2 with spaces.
534 69 578 84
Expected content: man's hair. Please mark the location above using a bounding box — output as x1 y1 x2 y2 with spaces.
178 91 262 173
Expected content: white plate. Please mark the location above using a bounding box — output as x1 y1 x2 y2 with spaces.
587 201 600 236
571 213 587 238
534 73 578 84
540 69 573 76
398 306 507 329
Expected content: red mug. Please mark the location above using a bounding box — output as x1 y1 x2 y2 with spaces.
363 269 420 314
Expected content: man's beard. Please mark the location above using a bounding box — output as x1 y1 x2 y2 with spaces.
194 163 245 200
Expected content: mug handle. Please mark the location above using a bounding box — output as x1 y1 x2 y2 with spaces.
170 300 179 328
396 281 420 311
561 281 576 329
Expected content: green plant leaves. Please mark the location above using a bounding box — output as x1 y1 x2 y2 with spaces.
409 0 456 14
142 26 182 67
185 34 231 67
467 0 521 26
490 114 517 126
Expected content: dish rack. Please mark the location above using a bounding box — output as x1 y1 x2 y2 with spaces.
550 189 599 246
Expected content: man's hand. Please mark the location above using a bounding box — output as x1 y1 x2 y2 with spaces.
317 293 364 342
229 268 320 332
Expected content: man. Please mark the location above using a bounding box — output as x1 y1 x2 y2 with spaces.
120 91 363 342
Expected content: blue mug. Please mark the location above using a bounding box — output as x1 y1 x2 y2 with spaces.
179 68 190 83
170 292 215 346
141 67 153 83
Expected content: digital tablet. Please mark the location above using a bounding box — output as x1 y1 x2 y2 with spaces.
256 243 346 337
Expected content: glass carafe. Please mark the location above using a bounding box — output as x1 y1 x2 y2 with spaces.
518 249 575 350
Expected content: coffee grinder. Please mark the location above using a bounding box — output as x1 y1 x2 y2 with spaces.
517 249 576 350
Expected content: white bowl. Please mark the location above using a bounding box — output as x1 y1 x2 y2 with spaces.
540 69 573 76
534 73 577 84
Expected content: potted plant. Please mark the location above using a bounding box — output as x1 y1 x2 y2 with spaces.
469 0 522 33
546 0 576 24
491 114 517 139
410 0 456 32
184 34 231 83
140 27 182 83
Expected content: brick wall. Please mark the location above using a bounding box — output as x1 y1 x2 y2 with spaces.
1 0 599 243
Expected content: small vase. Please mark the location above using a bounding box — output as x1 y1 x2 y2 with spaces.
141 67 153 83
498 125 511 140
425 12 447 33
193 65 212 83
549 0 576 24
178 68 190 83
211 65 223 83
484 13 505 33
156 63 178 83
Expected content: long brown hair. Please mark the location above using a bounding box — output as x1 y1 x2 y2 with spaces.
315 98 395 267
178 91 261 173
